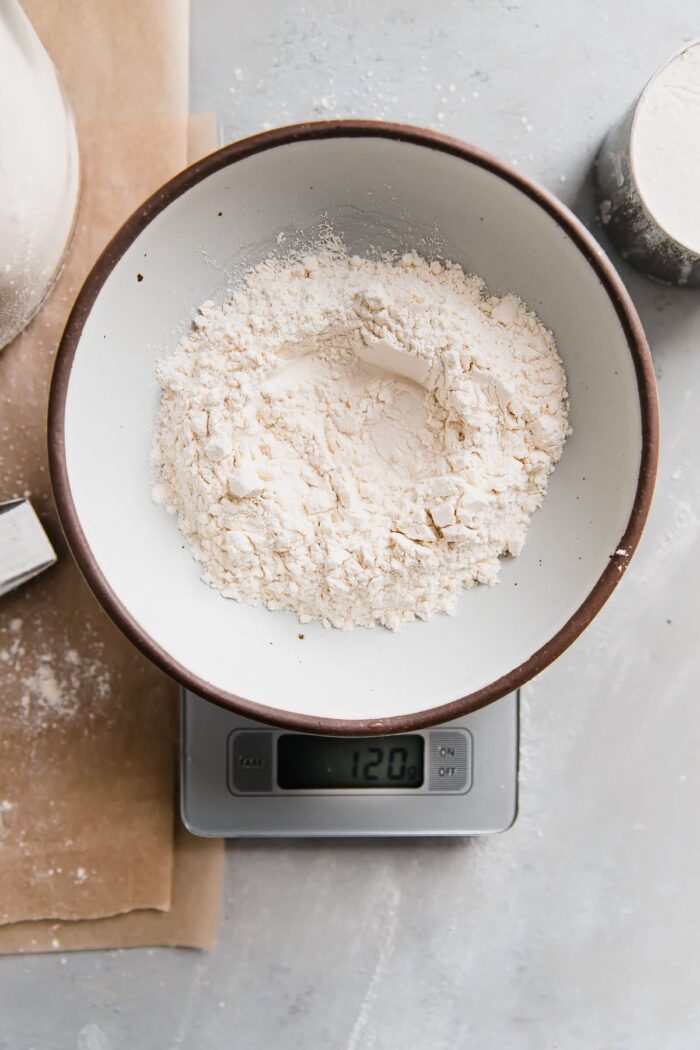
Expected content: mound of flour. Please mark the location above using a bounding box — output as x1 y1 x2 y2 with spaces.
153 250 570 630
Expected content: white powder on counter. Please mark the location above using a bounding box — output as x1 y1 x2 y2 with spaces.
0 799 14 840
632 40 700 253
153 248 570 630
0 616 113 732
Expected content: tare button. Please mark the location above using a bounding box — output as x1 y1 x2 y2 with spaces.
229 731 273 794
427 729 472 793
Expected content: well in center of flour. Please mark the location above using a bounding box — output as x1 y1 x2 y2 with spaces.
153 250 570 630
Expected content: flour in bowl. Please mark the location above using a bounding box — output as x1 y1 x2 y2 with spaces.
152 249 570 629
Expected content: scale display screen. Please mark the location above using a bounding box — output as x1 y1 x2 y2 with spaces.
277 734 424 790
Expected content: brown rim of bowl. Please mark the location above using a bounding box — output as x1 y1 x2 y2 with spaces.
48 119 659 737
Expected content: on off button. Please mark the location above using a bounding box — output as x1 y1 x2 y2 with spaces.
427 730 472 793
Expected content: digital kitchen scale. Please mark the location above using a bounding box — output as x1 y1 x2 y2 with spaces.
181 689 519 837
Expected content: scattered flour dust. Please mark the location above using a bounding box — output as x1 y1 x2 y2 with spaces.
153 247 570 630
0 617 112 731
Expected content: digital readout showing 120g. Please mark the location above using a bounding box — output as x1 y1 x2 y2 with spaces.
276 734 424 790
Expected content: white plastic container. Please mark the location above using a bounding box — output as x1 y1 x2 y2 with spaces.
0 0 79 349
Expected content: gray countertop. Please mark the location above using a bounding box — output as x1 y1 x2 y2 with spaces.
3 2 700 1047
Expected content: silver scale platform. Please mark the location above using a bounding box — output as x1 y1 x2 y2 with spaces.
181 690 519 837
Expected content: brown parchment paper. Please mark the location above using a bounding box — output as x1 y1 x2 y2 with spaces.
0 1 223 950
0 821 224 953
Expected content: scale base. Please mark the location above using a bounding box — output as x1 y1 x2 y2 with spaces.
181 690 519 838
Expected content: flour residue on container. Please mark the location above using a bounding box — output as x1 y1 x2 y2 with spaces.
631 40 700 254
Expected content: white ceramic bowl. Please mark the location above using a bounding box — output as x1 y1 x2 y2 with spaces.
49 122 658 734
